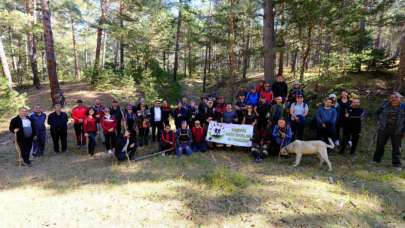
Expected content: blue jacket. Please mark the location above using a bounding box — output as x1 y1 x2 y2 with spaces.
245 92 259 106
316 106 337 127
30 113 46 132
272 125 292 147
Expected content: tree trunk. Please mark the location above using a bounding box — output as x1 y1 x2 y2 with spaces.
0 37 13 90
26 0 40 89
242 19 251 80
263 0 275 82
8 28 18 71
203 42 208 93
227 0 237 99
41 0 62 105
277 0 285 76
173 0 182 81
70 15 80 80
119 0 125 71
93 0 108 84
398 26 405 92
163 50 166 71
300 25 313 82
101 32 107 68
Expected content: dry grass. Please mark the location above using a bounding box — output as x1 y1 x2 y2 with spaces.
0 79 404 227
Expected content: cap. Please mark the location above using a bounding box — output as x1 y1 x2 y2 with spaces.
328 94 337 99
296 93 304 97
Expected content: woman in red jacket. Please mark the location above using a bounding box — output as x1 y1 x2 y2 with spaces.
83 107 97 156
71 99 88 147
191 120 207 152
100 108 117 154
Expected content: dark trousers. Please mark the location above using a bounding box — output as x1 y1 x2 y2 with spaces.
151 121 164 142
291 116 305 140
18 138 33 164
116 121 122 136
339 128 360 154
50 128 67 152
104 132 116 151
138 128 149 146
373 130 402 167
317 124 336 143
160 143 175 155
32 130 46 156
87 132 97 155
74 123 86 145
191 141 208 152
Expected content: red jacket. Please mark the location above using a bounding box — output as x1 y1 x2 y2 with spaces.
215 103 226 114
100 115 116 134
71 105 88 124
83 116 97 133
192 127 206 143
261 91 273 104
256 84 265 93
161 130 176 147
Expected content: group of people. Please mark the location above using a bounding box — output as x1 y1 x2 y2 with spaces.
8 75 403 170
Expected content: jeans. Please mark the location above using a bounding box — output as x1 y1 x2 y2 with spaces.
87 132 97 155
97 123 105 142
74 123 86 145
50 128 67 152
104 132 116 151
191 141 208 152
32 130 46 156
373 129 402 167
176 144 193 156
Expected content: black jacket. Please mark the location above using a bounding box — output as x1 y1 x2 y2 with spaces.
47 111 69 130
272 82 288 98
9 115 35 144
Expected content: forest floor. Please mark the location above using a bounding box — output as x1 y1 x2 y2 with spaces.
0 73 404 227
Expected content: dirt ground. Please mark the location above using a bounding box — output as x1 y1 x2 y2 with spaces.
0 80 404 227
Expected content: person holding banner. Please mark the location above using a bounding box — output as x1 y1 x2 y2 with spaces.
271 118 293 156
242 105 257 126
176 121 193 156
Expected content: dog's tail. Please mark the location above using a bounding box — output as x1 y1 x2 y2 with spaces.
326 138 335 149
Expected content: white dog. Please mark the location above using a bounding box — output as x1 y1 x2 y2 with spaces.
280 138 334 171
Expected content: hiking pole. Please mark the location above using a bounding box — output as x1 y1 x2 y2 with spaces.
134 148 173 161
277 137 285 162
14 132 22 167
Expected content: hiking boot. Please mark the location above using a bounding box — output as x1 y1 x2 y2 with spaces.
394 166 402 172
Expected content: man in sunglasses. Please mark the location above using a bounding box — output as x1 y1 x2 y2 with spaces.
373 92 405 171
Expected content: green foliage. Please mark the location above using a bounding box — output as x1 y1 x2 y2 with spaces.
0 78 26 115
202 168 251 194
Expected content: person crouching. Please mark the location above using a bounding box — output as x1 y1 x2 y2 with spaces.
115 130 137 161
271 118 293 156
100 108 117 154
191 120 207 152
251 127 271 162
160 124 176 154
176 121 193 156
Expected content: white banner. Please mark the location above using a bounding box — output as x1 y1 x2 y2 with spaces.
206 122 254 147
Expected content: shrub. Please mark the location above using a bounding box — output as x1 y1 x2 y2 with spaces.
0 77 26 116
